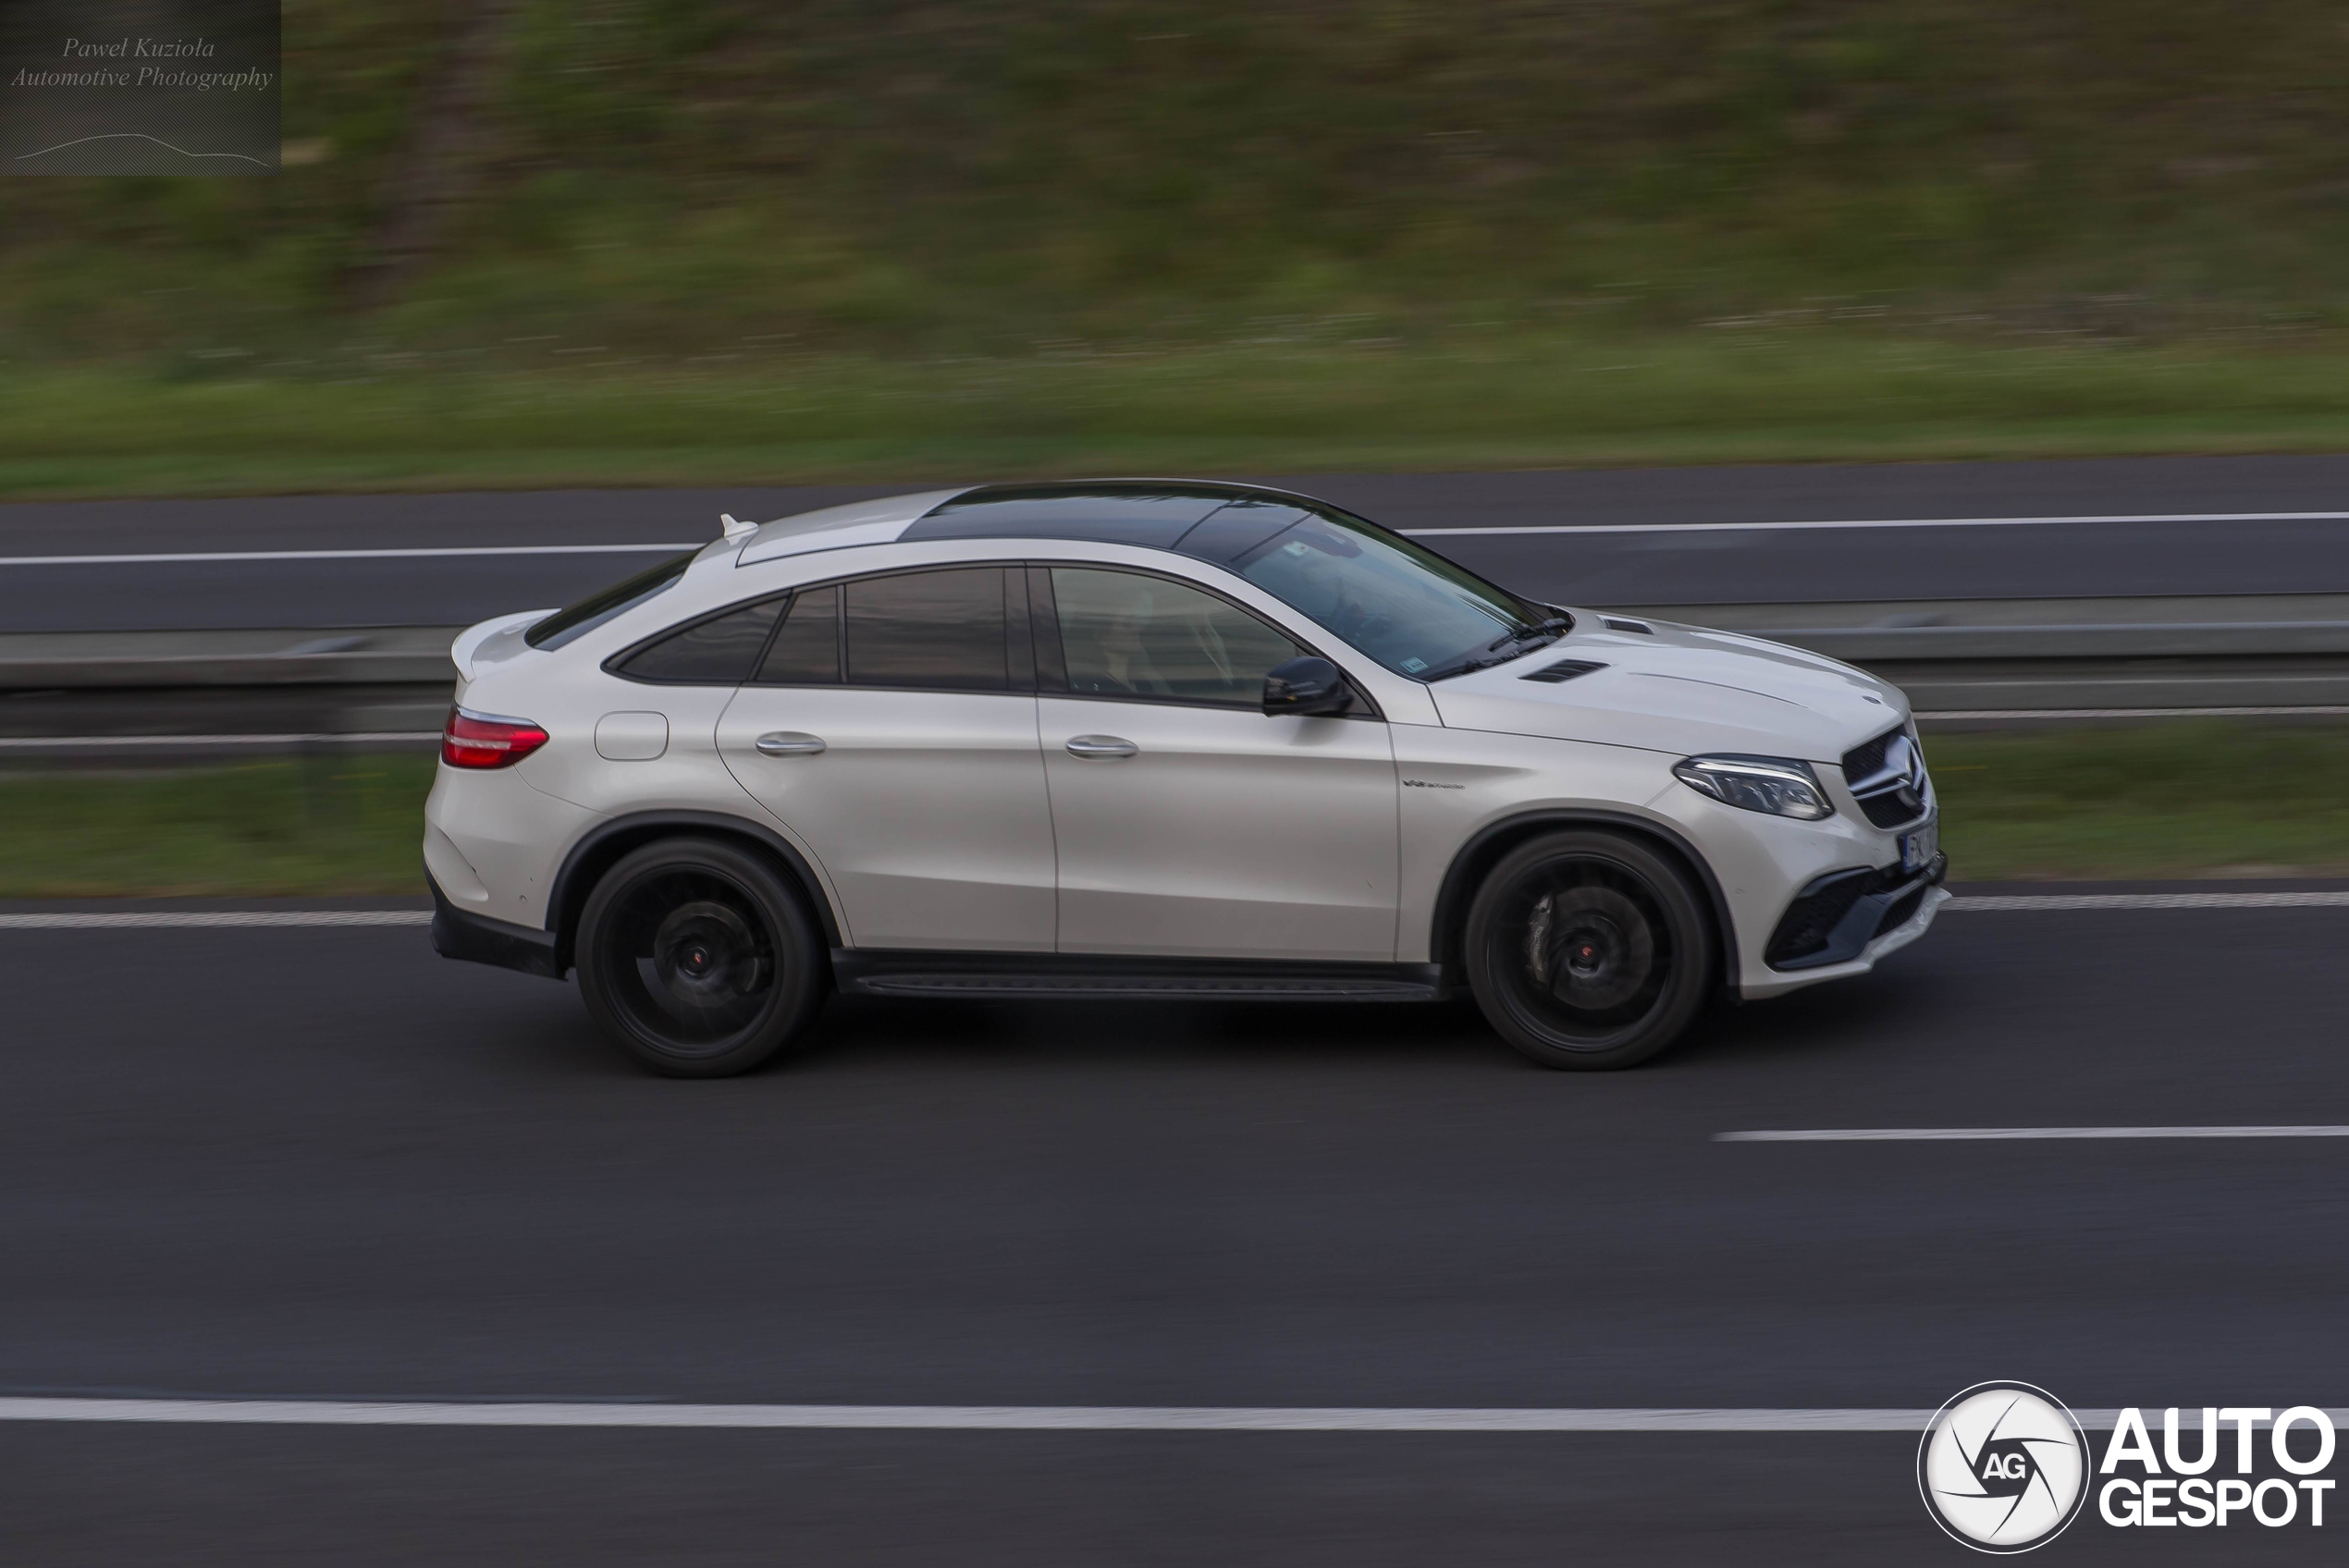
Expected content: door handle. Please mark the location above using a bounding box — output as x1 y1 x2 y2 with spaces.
755 731 827 756
1064 735 1138 759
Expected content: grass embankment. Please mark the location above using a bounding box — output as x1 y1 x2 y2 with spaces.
0 756 439 899
6 3 2349 495
1926 724 2349 881
2 724 2343 899
15 338 2349 498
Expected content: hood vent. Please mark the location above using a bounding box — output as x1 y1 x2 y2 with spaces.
1521 658 1608 684
1601 618 1654 634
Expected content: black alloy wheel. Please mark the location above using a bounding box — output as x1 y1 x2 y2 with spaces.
1462 829 1716 1070
575 837 827 1077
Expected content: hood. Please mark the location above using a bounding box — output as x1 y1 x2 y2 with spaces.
1428 611 1907 764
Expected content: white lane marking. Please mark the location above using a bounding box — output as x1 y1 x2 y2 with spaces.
1404 510 2349 537
0 895 2342 932
0 544 698 568
0 912 432 930
1720 1126 2349 1143
1 1397 2327 1431
0 1400 1962 1431
1922 706 2349 720
0 733 438 749
4 510 2342 561
1948 892 2349 911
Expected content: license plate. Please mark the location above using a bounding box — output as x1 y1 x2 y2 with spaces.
1900 818 1939 873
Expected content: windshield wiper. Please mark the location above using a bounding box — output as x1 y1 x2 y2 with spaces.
1475 618 1567 655
1428 622 1568 680
1494 619 1569 654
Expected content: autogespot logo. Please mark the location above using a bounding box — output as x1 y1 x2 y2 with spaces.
1918 1382 2091 1552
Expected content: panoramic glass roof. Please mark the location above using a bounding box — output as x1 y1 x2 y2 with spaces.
903 482 1317 563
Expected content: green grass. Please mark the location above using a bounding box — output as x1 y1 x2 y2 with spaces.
0 757 437 899
10 3 2349 493
2 725 2344 899
1931 723 2349 881
8 5 2349 367
16 334 2349 498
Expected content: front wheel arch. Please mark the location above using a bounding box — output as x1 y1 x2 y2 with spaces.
1427 809 1738 997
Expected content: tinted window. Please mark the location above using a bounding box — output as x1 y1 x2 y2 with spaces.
614 597 783 683
755 585 842 684
1051 568 1301 707
845 569 1008 691
527 551 694 650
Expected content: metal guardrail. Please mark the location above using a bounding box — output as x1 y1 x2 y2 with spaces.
6 596 2349 757
0 626 458 688
1626 596 2349 717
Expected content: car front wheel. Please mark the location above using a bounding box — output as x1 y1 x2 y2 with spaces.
575 837 828 1077
1463 829 1716 1071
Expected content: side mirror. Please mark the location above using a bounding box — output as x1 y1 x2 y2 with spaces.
1263 655 1355 717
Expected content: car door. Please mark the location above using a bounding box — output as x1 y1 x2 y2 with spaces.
717 565 1057 952
1033 565 1400 962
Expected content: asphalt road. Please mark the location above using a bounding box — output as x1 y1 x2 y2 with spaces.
5 891 2346 1563
6 453 2349 630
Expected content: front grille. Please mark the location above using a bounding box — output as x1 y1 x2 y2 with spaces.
1854 786 1925 829
1841 723 1931 829
1842 727 1897 784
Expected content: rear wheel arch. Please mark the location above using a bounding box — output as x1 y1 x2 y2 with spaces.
1428 810 1738 994
548 810 842 970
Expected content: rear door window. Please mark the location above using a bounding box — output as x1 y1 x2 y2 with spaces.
844 569 1011 692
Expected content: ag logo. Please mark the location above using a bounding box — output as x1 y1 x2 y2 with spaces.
1918 1382 2089 1552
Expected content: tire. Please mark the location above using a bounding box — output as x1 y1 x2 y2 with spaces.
1462 829 1716 1071
574 837 828 1077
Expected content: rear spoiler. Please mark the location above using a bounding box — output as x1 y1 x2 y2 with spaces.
451 609 556 681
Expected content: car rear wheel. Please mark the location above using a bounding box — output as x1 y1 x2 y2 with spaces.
575 837 827 1077
1463 829 1716 1071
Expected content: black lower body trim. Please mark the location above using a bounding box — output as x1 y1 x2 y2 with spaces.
831 949 1447 1002
1764 852 1947 972
429 873 565 979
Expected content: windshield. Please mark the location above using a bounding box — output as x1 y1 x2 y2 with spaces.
1228 507 1559 680
525 551 694 650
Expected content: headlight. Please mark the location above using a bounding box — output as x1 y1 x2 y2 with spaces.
1673 754 1833 820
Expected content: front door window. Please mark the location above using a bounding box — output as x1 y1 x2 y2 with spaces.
1051 567 1301 707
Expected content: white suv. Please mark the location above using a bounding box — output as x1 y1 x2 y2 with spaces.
426 481 1944 1075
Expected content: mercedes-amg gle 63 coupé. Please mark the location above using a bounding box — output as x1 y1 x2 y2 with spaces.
426 481 1945 1074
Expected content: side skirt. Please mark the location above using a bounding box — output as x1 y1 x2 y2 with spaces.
831 949 1449 1003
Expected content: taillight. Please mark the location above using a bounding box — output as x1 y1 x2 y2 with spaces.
442 706 549 769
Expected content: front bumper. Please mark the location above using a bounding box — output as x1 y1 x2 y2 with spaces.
428 871 565 979
1762 851 1949 972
